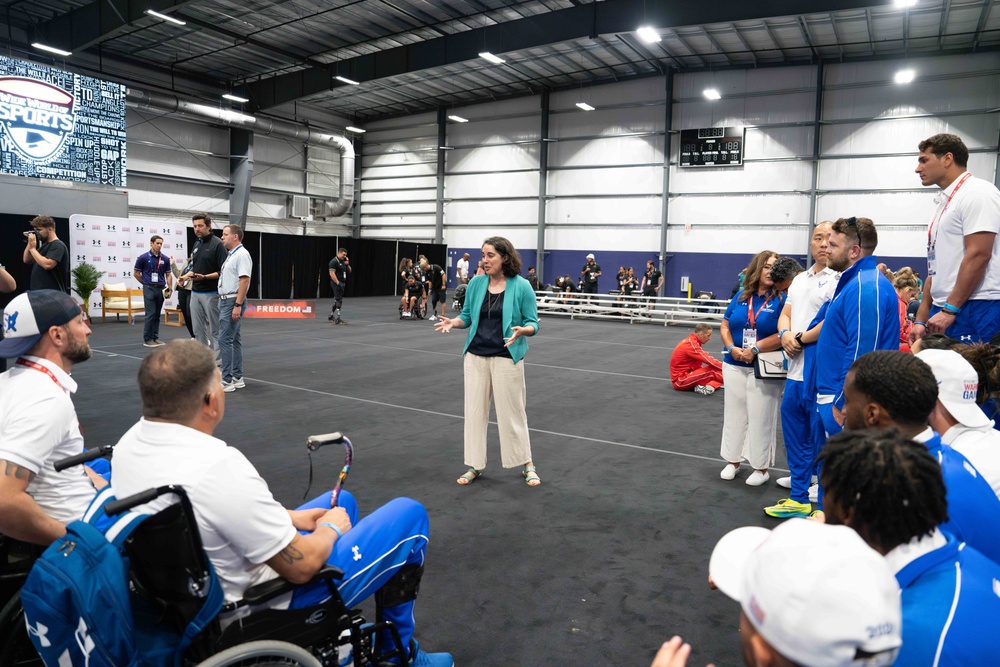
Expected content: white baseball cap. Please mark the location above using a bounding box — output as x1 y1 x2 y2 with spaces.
709 521 901 667
0 290 83 359
586 253 595 259
916 349 992 428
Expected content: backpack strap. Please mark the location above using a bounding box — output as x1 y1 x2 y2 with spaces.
82 489 152 547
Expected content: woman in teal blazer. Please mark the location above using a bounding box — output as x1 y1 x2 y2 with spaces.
434 237 541 486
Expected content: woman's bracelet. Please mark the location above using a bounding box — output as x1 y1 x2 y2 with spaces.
319 521 343 538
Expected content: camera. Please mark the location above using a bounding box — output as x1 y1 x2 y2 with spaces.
22 230 41 244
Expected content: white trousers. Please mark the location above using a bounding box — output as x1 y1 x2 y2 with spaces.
463 354 533 470
720 363 782 470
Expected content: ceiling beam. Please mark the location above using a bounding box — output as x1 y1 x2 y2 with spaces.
29 0 195 53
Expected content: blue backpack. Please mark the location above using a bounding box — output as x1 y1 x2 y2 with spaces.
19 488 223 667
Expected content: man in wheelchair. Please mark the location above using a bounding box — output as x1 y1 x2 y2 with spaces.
111 340 453 667
399 275 425 319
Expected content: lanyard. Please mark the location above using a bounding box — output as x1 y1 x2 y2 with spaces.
747 293 774 330
221 245 242 276
16 358 64 391
928 172 972 250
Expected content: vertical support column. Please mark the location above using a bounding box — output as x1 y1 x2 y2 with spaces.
353 135 363 239
658 71 674 281
229 128 254 227
807 62 825 263
435 107 446 244
536 89 550 283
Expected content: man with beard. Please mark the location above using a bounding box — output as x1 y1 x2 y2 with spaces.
182 213 229 365
0 290 103 545
21 215 69 293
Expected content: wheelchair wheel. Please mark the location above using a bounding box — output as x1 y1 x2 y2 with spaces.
194 640 323 667
0 591 43 667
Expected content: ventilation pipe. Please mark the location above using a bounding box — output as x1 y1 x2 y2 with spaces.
126 88 355 217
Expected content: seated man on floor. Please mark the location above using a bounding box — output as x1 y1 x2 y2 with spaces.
110 340 452 667
669 323 723 395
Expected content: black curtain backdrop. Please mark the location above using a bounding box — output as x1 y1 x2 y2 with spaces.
185 226 259 299
260 233 298 299
1 213 69 311
340 238 398 297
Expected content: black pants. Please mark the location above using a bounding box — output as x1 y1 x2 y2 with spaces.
331 282 345 313
178 289 195 338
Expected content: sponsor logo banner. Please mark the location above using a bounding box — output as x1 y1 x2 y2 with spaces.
243 300 316 319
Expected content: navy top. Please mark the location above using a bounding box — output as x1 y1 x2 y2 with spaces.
467 290 512 358
134 251 170 286
723 290 785 367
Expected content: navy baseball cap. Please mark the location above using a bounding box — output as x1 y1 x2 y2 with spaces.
0 290 83 359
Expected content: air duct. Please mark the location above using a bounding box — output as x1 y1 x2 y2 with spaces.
126 88 355 217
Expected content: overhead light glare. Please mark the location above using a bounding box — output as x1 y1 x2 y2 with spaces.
223 93 249 103
439 146 454 150
478 51 506 65
31 42 72 57
894 68 916 84
575 102 595 111
703 88 721 100
636 26 661 43
145 9 186 25
447 115 469 123
345 126 366 134
335 75 360 85
894 0 918 7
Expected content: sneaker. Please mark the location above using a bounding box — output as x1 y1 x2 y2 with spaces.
427 315 437 321
764 498 812 519
746 470 770 486
142 341 158 348
408 640 453 667
694 385 715 395
222 381 236 393
720 463 739 480
776 476 791 489
809 483 819 504
153 340 165 346
232 377 246 389
328 314 336 321
336 320 349 325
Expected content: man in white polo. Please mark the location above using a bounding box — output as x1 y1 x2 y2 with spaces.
217 224 252 392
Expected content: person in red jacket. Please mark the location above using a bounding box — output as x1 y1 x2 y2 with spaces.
670 323 724 395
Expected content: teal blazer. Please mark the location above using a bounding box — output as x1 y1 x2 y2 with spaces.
459 274 540 363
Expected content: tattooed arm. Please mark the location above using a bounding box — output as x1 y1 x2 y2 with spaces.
265 506 352 584
0 459 67 545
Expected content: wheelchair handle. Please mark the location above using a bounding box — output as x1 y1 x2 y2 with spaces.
306 432 345 451
105 484 194 517
53 444 115 472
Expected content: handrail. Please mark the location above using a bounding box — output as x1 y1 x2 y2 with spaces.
535 291 728 327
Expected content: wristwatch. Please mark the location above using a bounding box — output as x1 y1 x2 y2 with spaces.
794 332 804 344
235 302 244 308
751 345 760 355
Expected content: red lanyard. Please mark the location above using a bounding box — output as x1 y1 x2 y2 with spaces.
928 172 971 250
747 294 773 330
16 358 64 391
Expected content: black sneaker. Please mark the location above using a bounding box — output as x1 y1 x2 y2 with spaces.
328 314 336 321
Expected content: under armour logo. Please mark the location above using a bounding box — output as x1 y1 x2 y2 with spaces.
75 617 95 666
993 578 1000 599
352 545 362 561
4 310 17 333
25 619 51 647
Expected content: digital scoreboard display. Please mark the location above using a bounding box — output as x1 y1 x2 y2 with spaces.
0 55 126 186
679 126 745 168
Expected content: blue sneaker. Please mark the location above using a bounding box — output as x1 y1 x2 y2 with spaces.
408 640 453 667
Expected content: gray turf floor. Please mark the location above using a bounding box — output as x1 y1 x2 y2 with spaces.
72 296 789 667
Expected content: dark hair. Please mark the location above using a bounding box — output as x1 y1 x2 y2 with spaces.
915 333 960 352
919 133 969 168
482 236 522 278
739 250 779 302
850 351 937 426
769 256 804 286
224 224 244 242
957 342 1000 406
192 213 212 226
30 215 55 228
528 266 535 271
138 340 217 421
819 429 948 553
338 247 347 254
150 235 163 244
832 216 877 254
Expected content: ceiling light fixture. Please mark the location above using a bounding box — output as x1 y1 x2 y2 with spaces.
894 69 916 84
31 42 72 57
894 0 918 7
448 115 469 123
335 76 360 85
575 102 595 111
223 93 249 103
145 9 186 26
478 52 506 65
703 88 722 100
345 126 366 134
439 146 454 150
636 26 661 43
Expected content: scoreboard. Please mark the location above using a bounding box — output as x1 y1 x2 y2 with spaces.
679 126 745 168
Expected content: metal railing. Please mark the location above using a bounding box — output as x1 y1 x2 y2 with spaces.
535 290 729 327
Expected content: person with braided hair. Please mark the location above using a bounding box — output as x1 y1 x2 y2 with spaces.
819 429 1000 666
835 350 1000 563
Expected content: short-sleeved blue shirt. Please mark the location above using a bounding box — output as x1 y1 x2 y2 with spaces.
723 290 785 367
134 251 171 287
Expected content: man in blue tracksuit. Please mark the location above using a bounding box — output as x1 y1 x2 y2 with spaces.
820 426 1000 667
813 217 900 438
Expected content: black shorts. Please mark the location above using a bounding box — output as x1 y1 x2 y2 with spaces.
431 289 447 306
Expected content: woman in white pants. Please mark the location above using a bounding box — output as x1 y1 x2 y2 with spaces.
718 251 786 486
434 237 541 486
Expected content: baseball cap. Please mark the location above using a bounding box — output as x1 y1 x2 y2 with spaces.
0 290 83 359
586 253 595 259
709 521 901 667
916 349 992 428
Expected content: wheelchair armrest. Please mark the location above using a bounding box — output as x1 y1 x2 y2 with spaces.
241 565 345 606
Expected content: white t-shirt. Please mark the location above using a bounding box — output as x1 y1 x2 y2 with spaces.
784 266 839 381
0 356 96 523
111 419 296 602
941 422 1000 502
456 258 469 280
927 173 1000 304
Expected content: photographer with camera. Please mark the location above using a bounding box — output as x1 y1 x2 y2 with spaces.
21 215 69 293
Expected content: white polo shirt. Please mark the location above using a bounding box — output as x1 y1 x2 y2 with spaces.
927 173 1000 305
219 244 252 297
784 265 839 381
941 422 1000 502
0 356 96 523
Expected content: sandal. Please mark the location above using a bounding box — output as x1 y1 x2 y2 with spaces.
457 468 482 485
523 465 541 486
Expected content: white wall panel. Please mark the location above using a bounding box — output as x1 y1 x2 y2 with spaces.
818 153 997 190
361 189 436 203
746 126 814 159
128 144 228 183
668 194 811 226
670 162 812 194
548 135 663 167
446 144 540 172
816 192 934 234
448 117 539 146
825 53 1000 87
666 226 807 254
546 226 659 251
446 227 538 249
449 95 540 120
365 175 436 190
552 77 666 108
548 167 659 196
447 172 538 199
362 162 437 179
360 201 436 215
675 66 818 98
550 106 664 137
547 197 661 226
822 117 1000 157
445 200 537 226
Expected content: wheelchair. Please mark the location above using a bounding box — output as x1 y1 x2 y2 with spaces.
0 535 43 666
398 294 426 320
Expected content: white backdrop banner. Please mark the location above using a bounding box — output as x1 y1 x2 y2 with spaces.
69 214 188 318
